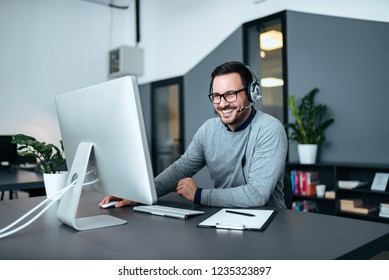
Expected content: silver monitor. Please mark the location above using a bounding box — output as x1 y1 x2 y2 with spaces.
55 76 157 231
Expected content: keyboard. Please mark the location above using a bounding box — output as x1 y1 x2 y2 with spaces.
133 205 205 219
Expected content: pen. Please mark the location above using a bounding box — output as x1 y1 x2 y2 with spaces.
226 210 255 217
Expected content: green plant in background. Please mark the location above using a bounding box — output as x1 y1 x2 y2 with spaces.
11 134 65 174
285 88 335 144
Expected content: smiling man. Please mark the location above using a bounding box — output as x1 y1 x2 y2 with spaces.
101 61 288 208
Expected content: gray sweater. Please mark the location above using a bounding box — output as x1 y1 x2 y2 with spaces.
155 110 288 209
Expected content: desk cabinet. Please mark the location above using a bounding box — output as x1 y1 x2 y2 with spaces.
286 162 389 223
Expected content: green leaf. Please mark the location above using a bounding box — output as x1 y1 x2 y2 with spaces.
11 134 66 174
285 88 334 145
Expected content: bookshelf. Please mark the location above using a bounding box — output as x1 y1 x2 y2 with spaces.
286 162 389 223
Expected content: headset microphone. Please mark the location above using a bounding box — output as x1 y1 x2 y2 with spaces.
236 95 262 113
237 103 253 113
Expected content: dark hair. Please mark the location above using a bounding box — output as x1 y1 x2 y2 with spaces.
209 61 253 93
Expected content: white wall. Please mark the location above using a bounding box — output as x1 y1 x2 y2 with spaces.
1 0 389 145
0 0 134 144
139 0 389 83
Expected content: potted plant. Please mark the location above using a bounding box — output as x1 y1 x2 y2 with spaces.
285 88 335 164
11 134 67 198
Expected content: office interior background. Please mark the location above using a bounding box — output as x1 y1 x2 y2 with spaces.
1 0 389 189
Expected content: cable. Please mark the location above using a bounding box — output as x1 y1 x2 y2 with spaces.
241 111 255 184
0 181 74 234
82 178 100 186
0 174 99 239
0 180 76 237
0 188 71 239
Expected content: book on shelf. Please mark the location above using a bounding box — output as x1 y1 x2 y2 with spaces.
341 205 377 214
379 201 389 209
338 180 369 189
379 207 389 215
290 170 320 196
292 200 318 213
379 205 389 218
324 190 335 199
348 205 377 215
340 198 377 215
379 202 389 217
340 198 363 212
379 212 389 218
340 198 363 208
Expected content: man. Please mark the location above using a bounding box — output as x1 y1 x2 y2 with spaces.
100 61 288 208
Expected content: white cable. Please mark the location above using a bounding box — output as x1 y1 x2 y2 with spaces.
0 175 99 239
0 180 76 235
82 178 100 186
0 188 69 239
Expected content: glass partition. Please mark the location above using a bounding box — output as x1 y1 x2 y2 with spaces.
244 13 286 124
151 77 184 175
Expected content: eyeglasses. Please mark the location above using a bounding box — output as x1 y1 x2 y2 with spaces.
208 87 247 104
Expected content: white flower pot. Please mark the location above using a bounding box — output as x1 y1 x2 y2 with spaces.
297 144 318 164
43 172 68 200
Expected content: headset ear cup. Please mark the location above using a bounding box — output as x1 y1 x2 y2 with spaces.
243 63 261 103
249 80 261 103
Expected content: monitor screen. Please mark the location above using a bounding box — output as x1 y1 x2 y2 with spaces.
55 76 157 231
0 135 18 167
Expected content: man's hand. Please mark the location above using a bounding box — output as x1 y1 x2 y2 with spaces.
99 195 137 208
176 178 198 202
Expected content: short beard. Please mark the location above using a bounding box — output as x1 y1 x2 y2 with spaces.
217 107 240 127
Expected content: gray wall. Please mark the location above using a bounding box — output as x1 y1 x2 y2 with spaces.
286 11 389 163
183 27 244 188
140 10 389 185
139 27 244 187
184 28 244 149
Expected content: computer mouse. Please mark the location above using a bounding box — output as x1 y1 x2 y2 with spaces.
100 201 118 208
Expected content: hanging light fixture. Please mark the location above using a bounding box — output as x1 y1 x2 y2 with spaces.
260 30 283 51
261 77 284 88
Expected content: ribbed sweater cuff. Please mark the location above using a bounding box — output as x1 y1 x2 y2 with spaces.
194 188 202 205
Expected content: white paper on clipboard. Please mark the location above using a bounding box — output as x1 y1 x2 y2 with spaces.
197 208 276 231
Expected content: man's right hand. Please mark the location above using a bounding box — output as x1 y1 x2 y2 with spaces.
99 195 137 208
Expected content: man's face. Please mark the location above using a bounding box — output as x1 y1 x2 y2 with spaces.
211 73 251 131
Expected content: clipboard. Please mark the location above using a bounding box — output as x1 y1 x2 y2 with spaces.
197 208 277 231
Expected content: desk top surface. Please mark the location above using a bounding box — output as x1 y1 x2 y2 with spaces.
0 168 43 190
1 191 389 260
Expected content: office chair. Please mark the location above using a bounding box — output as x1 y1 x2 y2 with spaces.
283 173 293 209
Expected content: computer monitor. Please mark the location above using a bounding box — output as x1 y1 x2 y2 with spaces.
55 76 157 231
0 135 18 168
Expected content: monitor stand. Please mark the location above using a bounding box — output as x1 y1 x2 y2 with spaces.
56 142 127 231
